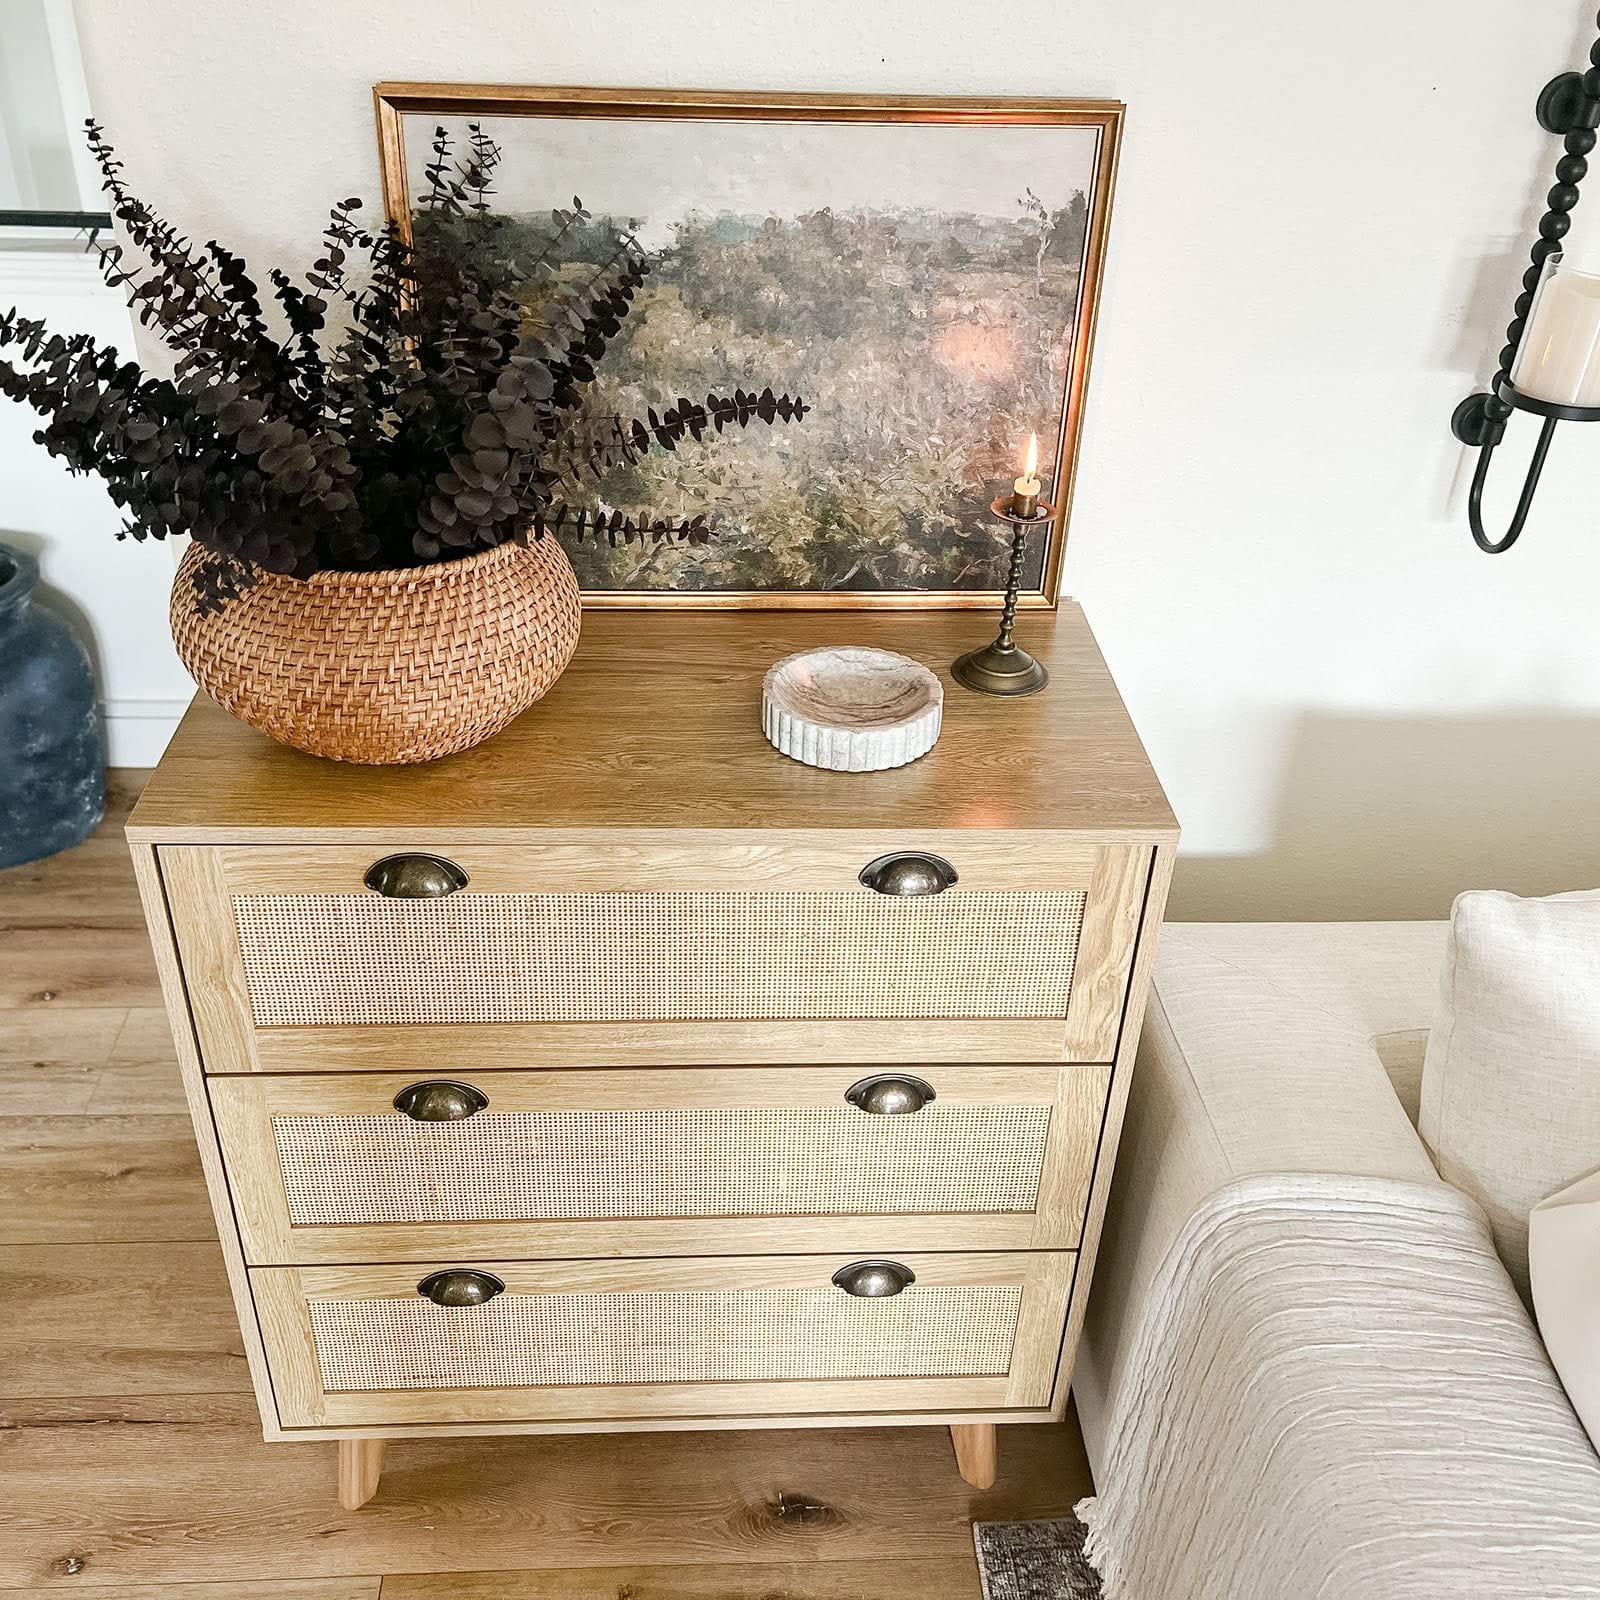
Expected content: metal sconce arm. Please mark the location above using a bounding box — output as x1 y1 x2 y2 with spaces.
1452 15 1600 552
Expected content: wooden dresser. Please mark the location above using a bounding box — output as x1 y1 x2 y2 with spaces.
127 603 1177 1509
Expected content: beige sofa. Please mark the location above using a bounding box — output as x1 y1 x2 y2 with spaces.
1074 922 1600 1598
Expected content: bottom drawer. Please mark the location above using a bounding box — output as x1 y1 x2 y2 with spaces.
253 1252 1073 1429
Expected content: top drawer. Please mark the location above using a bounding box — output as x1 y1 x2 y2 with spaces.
161 838 1151 1071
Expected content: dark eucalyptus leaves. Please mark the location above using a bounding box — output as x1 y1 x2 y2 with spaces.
0 123 809 611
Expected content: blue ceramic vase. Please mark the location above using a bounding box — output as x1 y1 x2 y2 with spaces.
0 543 105 868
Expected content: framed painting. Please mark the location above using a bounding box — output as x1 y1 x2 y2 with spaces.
374 84 1122 609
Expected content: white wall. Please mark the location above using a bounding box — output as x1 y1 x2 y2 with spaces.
60 0 1600 915
0 248 196 765
0 0 193 767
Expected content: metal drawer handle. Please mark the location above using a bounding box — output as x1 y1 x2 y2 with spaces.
364 853 469 898
417 1269 505 1307
832 1259 917 1298
858 852 958 897
393 1080 489 1122
846 1074 936 1115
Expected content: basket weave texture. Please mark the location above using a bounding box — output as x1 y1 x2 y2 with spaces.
171 536 581 765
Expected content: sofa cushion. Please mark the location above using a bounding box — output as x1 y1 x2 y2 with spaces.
1530 1167 1600 1452
1075 929 1446 1475
1420 889 1600 1302
1160 922 1447 1124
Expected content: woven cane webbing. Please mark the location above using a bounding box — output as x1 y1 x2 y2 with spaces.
170 537 581 766
307 1284 1022 1391
272 1103 1053 1225
235 890 1087 1025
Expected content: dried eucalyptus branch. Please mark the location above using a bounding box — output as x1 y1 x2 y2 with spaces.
0 123 811 610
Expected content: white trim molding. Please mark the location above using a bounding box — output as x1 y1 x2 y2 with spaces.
0 246 112 298
103 696 191 768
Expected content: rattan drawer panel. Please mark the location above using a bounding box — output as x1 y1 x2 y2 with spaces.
210 1065 1110 1263
252 1252 1075 1428
163 842 1151 1069
311 1286 1021 1391
274 1107 1051 1221
232 890 1088 1025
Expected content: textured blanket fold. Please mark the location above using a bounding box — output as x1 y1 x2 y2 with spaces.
1076 1174 1600 1599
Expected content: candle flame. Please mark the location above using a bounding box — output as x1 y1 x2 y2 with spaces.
1023 432 1038 479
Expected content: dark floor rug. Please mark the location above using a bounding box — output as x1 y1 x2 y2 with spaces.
973 1514 1103 1599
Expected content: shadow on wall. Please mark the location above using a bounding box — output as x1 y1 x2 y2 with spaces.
1168 710 1600 921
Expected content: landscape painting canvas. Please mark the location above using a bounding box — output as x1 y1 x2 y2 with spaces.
377 88 1120 606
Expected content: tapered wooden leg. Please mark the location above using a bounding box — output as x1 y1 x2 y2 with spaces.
337 1439 384 1510
950 1423 997 1490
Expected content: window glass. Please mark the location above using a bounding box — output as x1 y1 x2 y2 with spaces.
0 1 89 212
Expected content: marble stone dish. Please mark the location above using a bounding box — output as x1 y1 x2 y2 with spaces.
761 646 943 772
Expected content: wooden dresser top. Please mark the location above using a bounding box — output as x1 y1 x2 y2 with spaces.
128 603 1176 844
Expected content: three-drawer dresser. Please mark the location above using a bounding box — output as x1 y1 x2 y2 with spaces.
128 603 1177 1509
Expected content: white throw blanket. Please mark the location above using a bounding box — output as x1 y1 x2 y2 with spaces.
1076 1175 1600 1599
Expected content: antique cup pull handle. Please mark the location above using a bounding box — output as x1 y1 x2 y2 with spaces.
858 852 958 896
393 1080 489 1122
831 1260 917 1298
364 853 469 898
845 1074 936 1115
417 1269 505 1307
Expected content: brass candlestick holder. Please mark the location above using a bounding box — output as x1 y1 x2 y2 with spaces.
951 495 1052 697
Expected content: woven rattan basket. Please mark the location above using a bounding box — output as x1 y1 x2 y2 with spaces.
170 537 581 765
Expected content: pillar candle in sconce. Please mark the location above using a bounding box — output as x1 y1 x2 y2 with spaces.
1511 255 1600 406
1449 15 1600 555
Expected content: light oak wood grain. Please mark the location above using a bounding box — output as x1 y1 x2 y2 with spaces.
210 1063 1107 1264
167 839 1146 1070
0 923 161 1009
1049 844 1179 1413
0 773 1104 1590
85 1055 188 1118
949 1423 998 1491
0 1056 103 1115
159 845 260 1071
245 1018 1080 1073
0 1006 126 1067
128 843 289 1436
1060 846 1151 1059
0 1115 212 1243
0 1243 250 1398
0 771 148 926
123 601 1175 1505
0 1009 183 1116
2 1582 380 1599
262 1405 1060 1445
126 607 1177 843
340 1440 385 1511
214 837 1104 893
1 1392 265 1427
379 1560 982 1598
0 1413 1086 1588
254 1252 1074 1430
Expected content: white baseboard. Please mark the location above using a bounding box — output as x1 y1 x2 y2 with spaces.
103 697 189 767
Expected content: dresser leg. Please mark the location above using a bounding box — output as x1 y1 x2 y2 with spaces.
950 1423 997 1490
337 1439 385 1509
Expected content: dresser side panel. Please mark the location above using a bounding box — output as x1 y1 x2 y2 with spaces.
160 846 261 1072
1049 840 1177 1414
127 841 281 1435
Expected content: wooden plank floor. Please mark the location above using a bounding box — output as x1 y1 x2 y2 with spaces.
0 774 1093 1598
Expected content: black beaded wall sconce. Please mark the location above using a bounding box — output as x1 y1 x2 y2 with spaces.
1452 13 1600 552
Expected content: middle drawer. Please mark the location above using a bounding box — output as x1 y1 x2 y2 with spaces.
211 1063 1111 1264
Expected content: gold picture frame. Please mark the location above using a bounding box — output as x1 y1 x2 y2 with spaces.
374 83 1122 610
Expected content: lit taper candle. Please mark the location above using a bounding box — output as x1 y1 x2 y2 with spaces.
1011 432 1042 518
